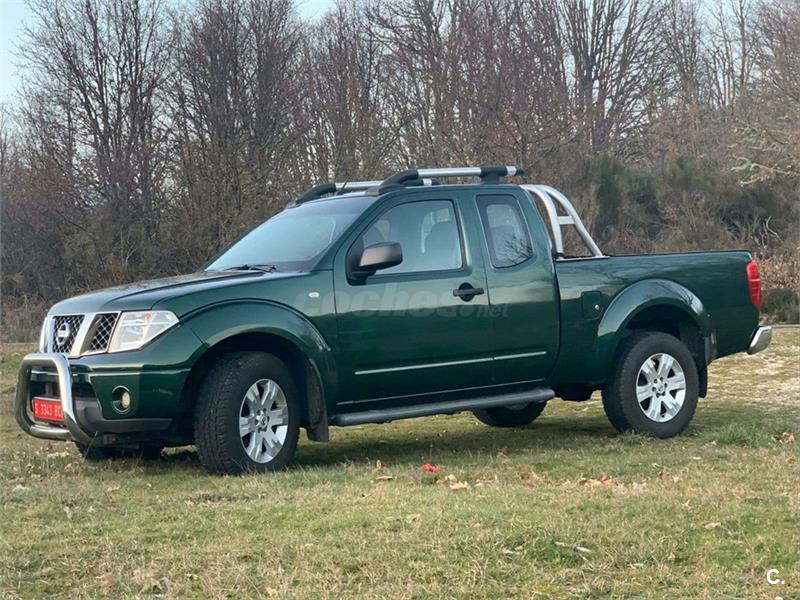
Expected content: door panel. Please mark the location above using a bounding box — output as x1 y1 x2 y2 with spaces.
475 192 560 384
333 192 493 404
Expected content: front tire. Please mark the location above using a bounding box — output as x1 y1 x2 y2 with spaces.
194 352 300 475
473 401 547 428
602 332 699 438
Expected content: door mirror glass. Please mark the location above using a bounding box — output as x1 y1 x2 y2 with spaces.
356 242 403 277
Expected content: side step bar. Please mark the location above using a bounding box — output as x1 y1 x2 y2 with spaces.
331 388 554 427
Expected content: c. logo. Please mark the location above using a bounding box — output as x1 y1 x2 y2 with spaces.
766 569 784 585
55 321 72 346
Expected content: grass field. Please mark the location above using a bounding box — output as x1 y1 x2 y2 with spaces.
0 330 798 599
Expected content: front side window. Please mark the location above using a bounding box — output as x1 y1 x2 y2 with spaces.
357 200 463 275
477 195 534 268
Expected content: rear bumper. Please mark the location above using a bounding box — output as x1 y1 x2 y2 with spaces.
16 353 174 445
747 326 772 355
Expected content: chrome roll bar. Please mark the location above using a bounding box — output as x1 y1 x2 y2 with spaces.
15 353 94 444
521 184 604 258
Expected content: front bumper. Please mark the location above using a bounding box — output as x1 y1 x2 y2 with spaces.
15 352 182 445
747 326 772 355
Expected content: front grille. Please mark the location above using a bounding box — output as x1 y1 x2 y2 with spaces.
51 315 84 353
87 313 118 353
47 312 118 354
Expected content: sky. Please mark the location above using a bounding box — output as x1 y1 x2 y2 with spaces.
0 0 335 105
0 0 29 104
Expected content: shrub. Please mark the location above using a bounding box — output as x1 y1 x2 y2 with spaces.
762 288 800 324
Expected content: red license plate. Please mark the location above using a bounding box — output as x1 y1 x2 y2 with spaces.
32 397 64 422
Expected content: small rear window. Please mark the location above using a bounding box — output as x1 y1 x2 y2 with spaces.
477 195 534 268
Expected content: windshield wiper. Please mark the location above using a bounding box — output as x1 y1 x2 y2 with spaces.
222 264 278 273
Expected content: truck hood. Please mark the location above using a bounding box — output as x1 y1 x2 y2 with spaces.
48 270 295 316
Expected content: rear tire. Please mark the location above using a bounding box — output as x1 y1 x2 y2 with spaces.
193 352 300 475
602 332 699 438
473 401 547 428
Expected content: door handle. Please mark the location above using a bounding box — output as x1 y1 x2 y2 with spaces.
453 283 485 300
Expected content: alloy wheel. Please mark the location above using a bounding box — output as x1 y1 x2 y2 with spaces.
238 378 289 463
635 353 686 423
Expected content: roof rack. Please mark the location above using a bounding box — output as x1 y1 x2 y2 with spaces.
381 165 523 189
291 170 601 258
295 180 384 204
521 184 603 258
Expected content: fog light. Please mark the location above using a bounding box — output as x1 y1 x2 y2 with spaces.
112 386 132 413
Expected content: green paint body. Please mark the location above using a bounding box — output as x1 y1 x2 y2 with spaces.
35 184 759 437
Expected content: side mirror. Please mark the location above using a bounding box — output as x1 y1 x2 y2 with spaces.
354 242 403 278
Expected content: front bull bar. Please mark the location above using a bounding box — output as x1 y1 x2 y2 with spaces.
14 353 94 445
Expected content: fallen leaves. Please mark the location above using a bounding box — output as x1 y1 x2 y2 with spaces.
46 451 71 459
574 468 688 494
776 431 795 444
97 574 117 591
386 513 421 524
555 541 592 554
704 522 722 530
579 474 613 488
420 463 440 473
442 473 470 490
653 467 681 483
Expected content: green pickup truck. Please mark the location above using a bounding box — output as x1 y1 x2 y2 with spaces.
16 166 772 474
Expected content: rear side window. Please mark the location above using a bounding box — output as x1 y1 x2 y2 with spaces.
477 195 534 268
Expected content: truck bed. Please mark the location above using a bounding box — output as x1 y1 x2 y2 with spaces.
551 250 759 386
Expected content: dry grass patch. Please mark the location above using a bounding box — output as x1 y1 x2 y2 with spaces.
1 331 798 598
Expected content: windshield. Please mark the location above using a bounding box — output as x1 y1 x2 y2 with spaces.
206 194 375 272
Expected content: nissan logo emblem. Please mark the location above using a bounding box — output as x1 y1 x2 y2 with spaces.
55 321 72 345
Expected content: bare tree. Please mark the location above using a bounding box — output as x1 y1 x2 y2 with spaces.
661 0 705 107
2 0 798 338
19 0 173 281
169 0 304 263
560 0 666 154
744 0 800 179
299 0 396 180
705 0 756 109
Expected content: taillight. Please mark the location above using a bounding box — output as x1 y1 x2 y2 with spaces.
746 260 762 310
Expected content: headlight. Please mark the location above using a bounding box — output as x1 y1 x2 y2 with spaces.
38 318 48 352
108 311 179 353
